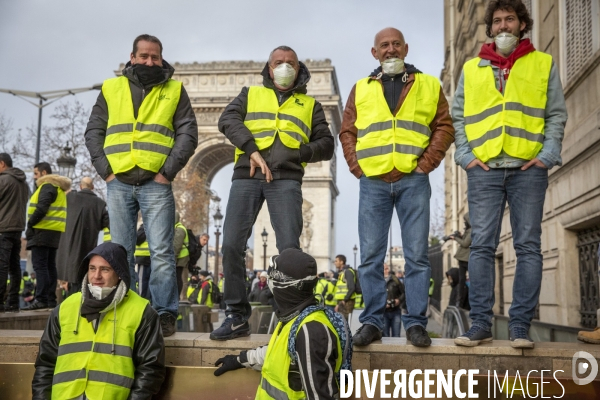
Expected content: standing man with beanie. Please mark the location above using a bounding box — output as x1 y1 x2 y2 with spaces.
25 162 72 311
32 242 165 399
85 34 198 336
0 153 29 312
339 27 454 347
213 45 334 340
213 249 352 400
452 0 567 348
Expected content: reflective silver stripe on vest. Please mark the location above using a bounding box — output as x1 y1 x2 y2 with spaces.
261 378 289 400
395 144 425 156
132 142 172 156
106 123 134 136
41 216 67 223
93 343 133 357
135 122 175 139
505 126 544 143
245 112 276 121
137 247 149 252
253 130 277 139
58 341 93 356
281 130 304 144
464 104 503 125
278 113 311 138
396 120 431 137
504 102 545 118
468 126 503 149
104 143 131 155
53 368 87 385
28 203 66 212
357 121 393 138
88 370 134 389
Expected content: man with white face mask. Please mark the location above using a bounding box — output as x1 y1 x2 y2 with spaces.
32 242 165 399
452 0 567 348
339 28 454 347
214 46 334 340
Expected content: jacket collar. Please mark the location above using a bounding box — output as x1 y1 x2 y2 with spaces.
122 59 175 89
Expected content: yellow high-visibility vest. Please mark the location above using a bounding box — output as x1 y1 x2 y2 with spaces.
27 183 67 232
175 222 189 259
134 240 150 257
315 278 337 307
463 51 551 162
52 290 148 400
256 311 342 400
334 268 357 301
103 228 111 243
354 73 440 176
102 76 182 174
236 86 315 166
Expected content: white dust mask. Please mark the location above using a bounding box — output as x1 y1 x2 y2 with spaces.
272 63 296 88
381 58 405 75
88 283 116 300
494 32 518 56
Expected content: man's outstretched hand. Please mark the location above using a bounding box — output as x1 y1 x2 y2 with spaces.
214 354 243 376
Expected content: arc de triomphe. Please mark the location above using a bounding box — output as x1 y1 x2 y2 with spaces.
170 60 342 273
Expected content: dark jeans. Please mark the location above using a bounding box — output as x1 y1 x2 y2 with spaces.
0 232 22 307
138 264 152 302
176 266 184 299
457 260 469 308
383 308 402 337
31 246 57 305
222 179 303 320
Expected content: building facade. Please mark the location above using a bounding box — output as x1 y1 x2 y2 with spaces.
441 0 600 328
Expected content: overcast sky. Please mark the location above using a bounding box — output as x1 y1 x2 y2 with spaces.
0 0 446 264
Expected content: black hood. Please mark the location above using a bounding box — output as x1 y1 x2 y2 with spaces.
122 59 175 89
446 268 460 288
369 62 422 79
0 167 27 182
77 242 131 289
260 61 311 94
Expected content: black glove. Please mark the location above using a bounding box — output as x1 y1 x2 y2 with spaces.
326 294 334 301
214 354 243 376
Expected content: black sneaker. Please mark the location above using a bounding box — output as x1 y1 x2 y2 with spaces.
353 324 383 346
24 301 49 311
4 304 20 313
210 315 250 341
406 325 432 347
160 313 177 337
454 325 493 347
47 302 57 310
510 326 534 349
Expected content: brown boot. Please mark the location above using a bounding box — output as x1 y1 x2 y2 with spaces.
578 327 600 344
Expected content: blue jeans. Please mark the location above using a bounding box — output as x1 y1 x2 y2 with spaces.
383 308 402 337
466 166 548 331
358 173 431 331
221 179 302 319
107 178 177 318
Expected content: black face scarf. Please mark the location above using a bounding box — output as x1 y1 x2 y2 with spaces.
132 64 165 87
80 287 117 323
273 286 317 323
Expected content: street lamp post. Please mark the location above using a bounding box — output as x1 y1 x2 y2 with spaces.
353 244 358 269
56 143 77 181
206 194 220 270
261 228 269 270
213 207 223 285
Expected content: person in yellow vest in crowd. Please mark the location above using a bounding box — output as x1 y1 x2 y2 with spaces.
32 242 165 399
339 27 454 347
452 0 567 349
25 162 72 311
188 270 215 307
134 224 152 301
103 227 111 243
173 212 190 302
333 255 357 321
213 249 352 400
315 272 336 311
213 45 334 341
85 34 198 337
20 271 36 307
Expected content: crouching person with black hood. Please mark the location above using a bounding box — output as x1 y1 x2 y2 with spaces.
213 249 353 400
32 242 165 400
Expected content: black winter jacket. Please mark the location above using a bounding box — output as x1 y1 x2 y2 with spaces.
85 60 198 184
0 167 29 232
385 274 405 311
218 62 334 182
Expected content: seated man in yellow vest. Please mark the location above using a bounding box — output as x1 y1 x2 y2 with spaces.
339 27 454 347
25 162 72 311
452 0 567 348
213 249 352 400
85 34 199 337
32 242 165 399
213 45 335 340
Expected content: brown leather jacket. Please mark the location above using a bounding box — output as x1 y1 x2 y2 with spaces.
339 73 455 182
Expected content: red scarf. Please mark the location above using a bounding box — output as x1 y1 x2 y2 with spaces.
478 39 536 91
